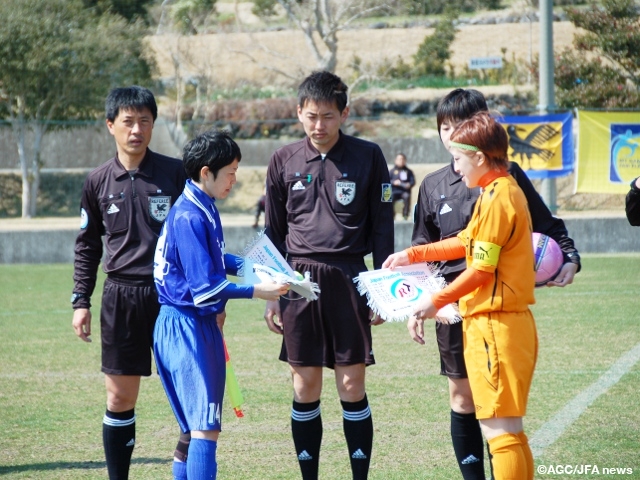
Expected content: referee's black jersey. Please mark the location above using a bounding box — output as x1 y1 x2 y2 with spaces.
412 160 581 281
73 149 186 303
265 132 394 269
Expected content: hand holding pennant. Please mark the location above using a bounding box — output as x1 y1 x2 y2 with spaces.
241 230 320 301
354 263 461 324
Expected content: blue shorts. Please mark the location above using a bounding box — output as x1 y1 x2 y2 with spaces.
154 305 225 433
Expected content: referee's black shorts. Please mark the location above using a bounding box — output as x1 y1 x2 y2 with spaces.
279 256 374 369
100 274 160 376
435 320 467 378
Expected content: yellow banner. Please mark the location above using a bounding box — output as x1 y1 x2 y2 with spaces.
576 111 640 194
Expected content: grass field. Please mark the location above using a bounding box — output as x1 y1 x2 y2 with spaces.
1 255 639 479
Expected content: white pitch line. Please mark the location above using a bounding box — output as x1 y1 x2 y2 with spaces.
530 342 640 458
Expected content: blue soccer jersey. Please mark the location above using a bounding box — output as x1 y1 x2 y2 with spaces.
154 179 253 317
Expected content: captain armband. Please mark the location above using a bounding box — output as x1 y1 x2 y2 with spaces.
471 241 501 269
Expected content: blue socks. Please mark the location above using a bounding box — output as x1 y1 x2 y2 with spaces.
173 459 187 480
186 438 218 480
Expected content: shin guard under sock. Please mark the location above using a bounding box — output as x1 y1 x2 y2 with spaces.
291 399 322 480
173 431 191 480
450 410 486 479
341 395 373 480
103 409 136 480
487 433 526 480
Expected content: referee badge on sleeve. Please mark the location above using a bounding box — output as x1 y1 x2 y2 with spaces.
149 196 171 222
80 208 89 229
381 183 392 202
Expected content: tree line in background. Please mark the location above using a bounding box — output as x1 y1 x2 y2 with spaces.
0 0 638 217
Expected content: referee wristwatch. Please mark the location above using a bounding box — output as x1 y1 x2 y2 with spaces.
565 252 581 272
70 292 88 305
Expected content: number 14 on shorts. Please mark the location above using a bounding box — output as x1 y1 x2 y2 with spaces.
208 402 221 425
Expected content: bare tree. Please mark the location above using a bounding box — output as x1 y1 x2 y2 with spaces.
153 35 218 144
276 0 390 73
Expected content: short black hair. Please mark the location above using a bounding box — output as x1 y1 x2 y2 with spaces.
105 86 158 122
182 129 241 182
297 70 349 113
436 88 488 133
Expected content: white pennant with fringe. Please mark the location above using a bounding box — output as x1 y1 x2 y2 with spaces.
353 263 461 323
241 230 320 301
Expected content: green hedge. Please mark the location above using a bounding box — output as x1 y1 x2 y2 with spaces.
0 172 86 218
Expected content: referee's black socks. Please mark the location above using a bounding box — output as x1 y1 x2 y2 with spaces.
291 399 323 480
103 408 136 480
341 394 373 480
450 410 486 480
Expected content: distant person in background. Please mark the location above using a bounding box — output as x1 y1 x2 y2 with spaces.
70 86 188 480
253 187 266 229
625 176 640 226
389 153 415 220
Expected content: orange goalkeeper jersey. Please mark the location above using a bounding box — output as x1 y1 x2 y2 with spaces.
457 174 535 316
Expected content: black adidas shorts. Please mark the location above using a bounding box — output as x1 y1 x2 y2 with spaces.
100 275 160 376
279 256 374 369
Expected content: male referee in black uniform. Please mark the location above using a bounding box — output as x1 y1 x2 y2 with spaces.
263 71 394 480
71 86 187 479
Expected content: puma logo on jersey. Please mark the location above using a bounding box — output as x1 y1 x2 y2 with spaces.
107 204 120 214
439 203 452 215
292 181 305 191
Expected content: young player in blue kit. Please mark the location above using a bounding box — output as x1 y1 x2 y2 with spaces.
153 129 288 480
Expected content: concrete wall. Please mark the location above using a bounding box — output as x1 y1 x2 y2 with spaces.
0 120 185 170
235 137 448 166
0 122 447 170
1 215 638 264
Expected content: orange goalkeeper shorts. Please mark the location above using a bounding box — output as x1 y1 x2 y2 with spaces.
463 310 538 419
